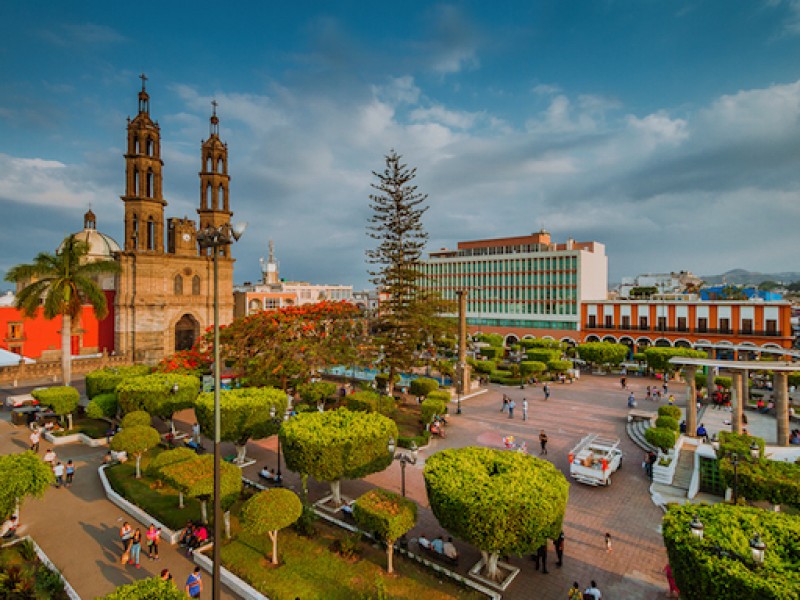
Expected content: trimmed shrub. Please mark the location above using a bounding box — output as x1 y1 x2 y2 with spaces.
85 365 151 399
426 390 450 403
714 376 732 390
409 377 439 398
645 427 676 451
475 333 504 347
695 373 707 389
346 391 395 415
297 381 337 405
479 346 502 360
101 577 185 599
717 431 765 461
121 410 151 429
520 338 563 350
546 359 572 373
116 373 200 418
32 386 79 418
146 447 196 478
421 397 448 425
397 430 431 449
655 416 680 432
470 359 496 375
658 405 682 420
525 348 560 363
85 392 118 420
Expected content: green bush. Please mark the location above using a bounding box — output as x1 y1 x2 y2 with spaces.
146 447 196 478
475 333 503 347
426 390 450 403
293 501 318 537
297 381 337 405
86 365 151 399
520 338 563 350
717 431 765 460
470 359 496 375
714 376 732 390
116 373 200 418
420 398 448 425
101 576 185 599
695 373 707 389
85 392 118 419
645 427 676 451
409 377 439 398
525 348 560 363
121 410 151 429
546 359 572 373
397 430 431 449
479 347 502 360
31 386 79 418
662 504 800 600
656 416 680 432
658 405 682 420
346 391 395 415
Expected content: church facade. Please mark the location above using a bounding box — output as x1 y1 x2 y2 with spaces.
114 78 235 364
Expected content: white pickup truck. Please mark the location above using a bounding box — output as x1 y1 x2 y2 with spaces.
568 434 623 486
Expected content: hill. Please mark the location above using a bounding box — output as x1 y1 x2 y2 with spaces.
701 269 800 287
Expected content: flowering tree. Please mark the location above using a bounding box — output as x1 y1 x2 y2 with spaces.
214 300 368 389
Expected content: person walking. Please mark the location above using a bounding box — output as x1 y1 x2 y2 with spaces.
539 430 548 455
29 428 41 453
146 523 160 560
627 392 636 408
160 568 173 582
52 461 65 488
129 528 142 568
554 531 565 567
584 580 602 599
604 532 612 553
645 450 657 479
65 460 75 487
43 449 56 468
185 566 203 598
119 522 133 564
663 563 679 598
191 422 201 444
501 395 508 413
508 399 516 419
568 581 582 600
535 542 548 574
522 398 528 421
620 376 627 389
543 383 550 400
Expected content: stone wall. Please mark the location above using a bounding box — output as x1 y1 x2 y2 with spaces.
0 354 133 387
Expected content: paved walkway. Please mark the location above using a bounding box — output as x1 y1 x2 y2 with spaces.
3 374 675 599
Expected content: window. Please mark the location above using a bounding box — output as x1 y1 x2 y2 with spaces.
146 138 153 155
719 318 730 333
192 276 201 295
147 218 155 250
741 319 753 334
146 169 154 197
587 315 596 328
7 322 23 340
639 316 648 329
677 317 687 331
766 319 777 334
174 275 183 296
604 315 613 328
621 316 630 329
133 168 139 195
657 317 667 331
697 318 708 333
248 299 261 312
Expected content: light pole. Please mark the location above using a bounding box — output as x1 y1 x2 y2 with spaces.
730 452 740 504
269 405 283 485
388 437 417 497
196 221 245 600
456 378 462 415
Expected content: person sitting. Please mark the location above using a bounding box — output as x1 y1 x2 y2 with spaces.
442 536 458 561
258 465 279 483
430 421 443 437
756 399 766 413
679 420 686 434
417 533 431 550
767 401 775 414
790 430 800 445
43 420 55 432
186 524 208 555
110 449 128 463
341 501 355 516
184 438 203 453
1 515 18 539
696 423 708 441
431 536 445 554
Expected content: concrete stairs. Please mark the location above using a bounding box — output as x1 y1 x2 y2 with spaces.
671 444 695 491
626 418 659 454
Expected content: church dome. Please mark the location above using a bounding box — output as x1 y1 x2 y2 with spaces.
59 210 122 261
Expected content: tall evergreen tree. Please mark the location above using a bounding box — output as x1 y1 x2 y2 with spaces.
367 150 451 393
4 235 119 384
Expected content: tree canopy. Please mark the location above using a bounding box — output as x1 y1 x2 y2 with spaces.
576 341 629 367
643 347 707 374
353 488 417 573
4 235 120 384
85 365 152 399
241 488 303 565
195 387 287 464
160 455 242 521
281 408 397 506
101 577 185 600
110 424 160 479
0 451 54 519
424 446 569 581
116 373 200 422
31 386 79 425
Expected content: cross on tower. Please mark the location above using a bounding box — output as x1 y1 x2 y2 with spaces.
139 73 148 91
211 99 218 115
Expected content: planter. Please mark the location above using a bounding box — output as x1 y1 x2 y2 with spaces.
44 430 108 447
2 536 80 600
467 557 520 591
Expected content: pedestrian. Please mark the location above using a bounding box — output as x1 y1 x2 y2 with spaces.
53 461 65 488
543 383 550 400
192 422 201 444
129 528 142 568
501 395 508 413
539 430 548 455
535 542 548 573
646 450 657 479
119 521 133 564
663 381 669 395
604 532 612 553
627 392 636 408
160 568 173 581
554 531 565 566
646 385 651 401
663 563 679 598
185 566 203 598
29 428 41 453
620 376 626 389
522 398 528 421
146 523 160 560
584 580 602 599
668 394 675 406
568 581 582 600
43 449 56 468
508 399 516 419
65 460 75 487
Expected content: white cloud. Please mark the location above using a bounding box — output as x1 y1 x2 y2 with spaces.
409 104 481 129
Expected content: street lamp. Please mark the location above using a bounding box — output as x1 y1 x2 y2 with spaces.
690 514 704 540
196 221 246 600
456 378 463 415
730 452 740 504
749 533 766 565
269 405 283 485
749 440 760 460
388 437 417 497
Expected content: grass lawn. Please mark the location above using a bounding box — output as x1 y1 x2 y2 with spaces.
0 539 69 599
105 456 203 530
51 415 110 439
220 520 485 600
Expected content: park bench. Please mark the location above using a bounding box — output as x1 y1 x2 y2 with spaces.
627 409 657 423
416 540 459 566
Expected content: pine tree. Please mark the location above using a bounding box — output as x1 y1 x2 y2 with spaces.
367 150 452 393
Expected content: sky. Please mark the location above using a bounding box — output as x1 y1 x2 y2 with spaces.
2 1 800 290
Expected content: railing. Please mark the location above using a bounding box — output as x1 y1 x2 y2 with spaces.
583 325 784 337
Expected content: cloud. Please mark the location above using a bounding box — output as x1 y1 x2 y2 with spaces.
409 104 482 129
421 5 480 74
39 23 126 47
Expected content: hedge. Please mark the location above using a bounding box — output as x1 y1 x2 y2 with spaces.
346 391 395 415
546 359 572 373
408 377 439 398
426 390 451 404
85 392 118 420
32 386 79 417
121 410 151 429
85 365 151 399
525 348 560 363
469 359 496 375
645 427 676 451
656 416 680 432
717 432 765 460
297 381 337 405
101 577 185 599
479 347 502 360
520 338 563 350
421 398 448 425
146 447 197 478
658 405 682 421
662 504 800 600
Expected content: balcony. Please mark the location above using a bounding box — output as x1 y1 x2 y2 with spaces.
582 324 784 337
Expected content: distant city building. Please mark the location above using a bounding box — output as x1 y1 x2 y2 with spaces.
617 271 702 298
234 241 353 317
582 298 794 358
700 286 783 302
419 229 607 342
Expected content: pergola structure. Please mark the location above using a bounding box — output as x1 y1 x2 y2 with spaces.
670 357 798 447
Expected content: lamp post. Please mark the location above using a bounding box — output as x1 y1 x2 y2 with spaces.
269 405 283 485
749 440 760 460
456 377 463 415
690 514 704 540
388 437 417 497
196 221 246 600
730 452 740 504
749 533 766 565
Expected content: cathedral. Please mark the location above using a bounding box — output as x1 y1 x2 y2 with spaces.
73 77 235 364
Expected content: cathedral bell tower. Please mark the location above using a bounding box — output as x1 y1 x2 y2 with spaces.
122 74 166 254
197 101 233 257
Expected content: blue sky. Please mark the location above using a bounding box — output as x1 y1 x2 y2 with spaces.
3 1 800 290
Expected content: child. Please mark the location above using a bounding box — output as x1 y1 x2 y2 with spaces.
65 460 75 487
605 532 612 553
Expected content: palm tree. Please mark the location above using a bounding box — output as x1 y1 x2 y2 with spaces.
4 235 120 384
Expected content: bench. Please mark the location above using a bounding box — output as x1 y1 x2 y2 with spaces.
627 409 657 423
417 541 459 566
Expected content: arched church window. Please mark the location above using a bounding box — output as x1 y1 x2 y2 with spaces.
174 275 183 296
217 157 224 173
133 168 139 195
147 218 155 250
192 276 201 295
206 184 213 209
206 155 212 172
132 215 139 247
146 137 153 155
146 169 154 198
